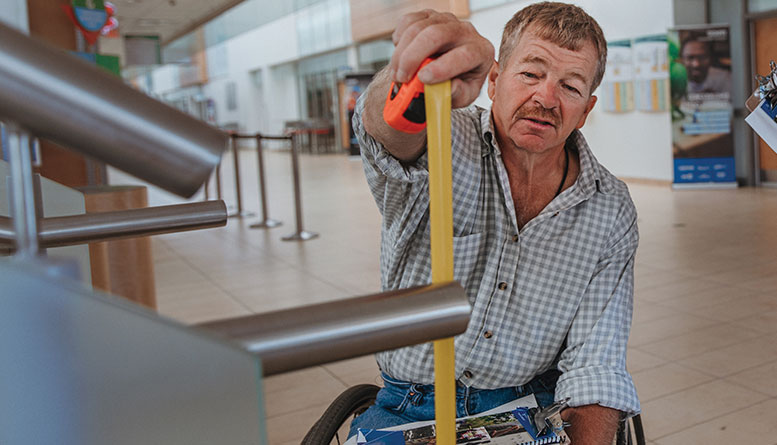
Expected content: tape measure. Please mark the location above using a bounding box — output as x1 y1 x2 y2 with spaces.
383 58 434 133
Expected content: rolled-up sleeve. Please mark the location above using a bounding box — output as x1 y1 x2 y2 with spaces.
555 196 640 416
352 91 429 229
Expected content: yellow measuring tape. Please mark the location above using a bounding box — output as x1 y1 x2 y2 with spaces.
424 80 455 445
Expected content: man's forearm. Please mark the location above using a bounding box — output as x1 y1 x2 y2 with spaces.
362 67 427 163
561 404 621 445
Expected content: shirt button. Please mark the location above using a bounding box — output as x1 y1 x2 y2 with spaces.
512 234 519 242
498 282 508 290
463 370 473 379
483 331 493 339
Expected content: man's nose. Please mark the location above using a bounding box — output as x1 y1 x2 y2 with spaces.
532 79 559 110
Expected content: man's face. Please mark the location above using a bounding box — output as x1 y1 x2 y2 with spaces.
487 30 598 156
682 40 712 84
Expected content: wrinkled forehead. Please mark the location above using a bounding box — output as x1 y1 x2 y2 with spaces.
517 23 595 57
512 31 597 79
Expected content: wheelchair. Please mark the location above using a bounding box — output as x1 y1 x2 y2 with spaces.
302 384 645 445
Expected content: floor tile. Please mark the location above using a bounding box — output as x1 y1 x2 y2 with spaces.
629 314 716 347
724 359 777 397
654 398 777 445
265 402 331 444
731 309 777 334
677 335 777 378
627 348 668 373
639 379 767 441
322 355 382 388
263 369 347 418
632 363 715 402
637 322 763 362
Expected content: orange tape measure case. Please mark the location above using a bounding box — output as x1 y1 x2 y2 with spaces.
383 58 434 133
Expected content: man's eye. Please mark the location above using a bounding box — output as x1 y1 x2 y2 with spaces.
522 72 538 79
563 84 580 95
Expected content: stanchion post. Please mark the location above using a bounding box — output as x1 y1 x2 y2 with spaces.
215 161 223 200
203 172 211 201
230 134 256 218
249 134 282 229
282 133 318 241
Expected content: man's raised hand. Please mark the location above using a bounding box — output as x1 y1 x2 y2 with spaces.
389 10 494 109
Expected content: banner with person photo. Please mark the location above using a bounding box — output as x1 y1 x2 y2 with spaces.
668 25 736 188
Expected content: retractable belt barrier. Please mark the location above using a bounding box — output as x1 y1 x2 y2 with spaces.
209 132 318 241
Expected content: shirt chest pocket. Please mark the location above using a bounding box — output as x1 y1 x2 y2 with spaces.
452 232 483 289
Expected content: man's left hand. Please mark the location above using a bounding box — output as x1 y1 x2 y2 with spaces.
561 404 621 445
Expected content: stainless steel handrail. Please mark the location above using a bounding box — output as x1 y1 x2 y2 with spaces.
0 201 227 248
199 281 471 376
0 22 227 198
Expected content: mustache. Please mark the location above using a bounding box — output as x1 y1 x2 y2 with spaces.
514 105 560 127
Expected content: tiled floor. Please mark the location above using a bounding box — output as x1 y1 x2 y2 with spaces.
115 145 777 444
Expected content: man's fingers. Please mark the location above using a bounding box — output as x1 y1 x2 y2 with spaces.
393 19 470 83
390 11 460 82
388 10 493 108
392 9 432 45
417 41 493 85
420 44 494 108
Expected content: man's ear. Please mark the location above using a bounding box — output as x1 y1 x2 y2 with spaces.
575 95 598 129
487 61 500 101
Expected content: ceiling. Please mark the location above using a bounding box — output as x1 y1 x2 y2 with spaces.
111 0 246 45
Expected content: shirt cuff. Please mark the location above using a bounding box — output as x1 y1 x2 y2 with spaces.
353 92 429 183
554 365 641 417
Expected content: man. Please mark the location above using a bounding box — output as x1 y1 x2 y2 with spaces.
351 3 639 444
681 38 731 95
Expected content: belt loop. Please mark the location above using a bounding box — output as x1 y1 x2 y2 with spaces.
408 383 425 406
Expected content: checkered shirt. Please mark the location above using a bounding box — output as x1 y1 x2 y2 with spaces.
353 94 640 415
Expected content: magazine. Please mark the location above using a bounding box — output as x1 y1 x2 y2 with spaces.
356 407 561 445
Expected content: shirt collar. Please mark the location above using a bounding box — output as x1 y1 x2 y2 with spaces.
479 106 497 157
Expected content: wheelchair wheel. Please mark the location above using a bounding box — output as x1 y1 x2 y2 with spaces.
302 384 380 445
615 414 646 445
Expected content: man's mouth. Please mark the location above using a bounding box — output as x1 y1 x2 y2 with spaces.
523 117 555 127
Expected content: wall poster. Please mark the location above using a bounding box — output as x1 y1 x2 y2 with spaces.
668 25 735 187
601 39 634 112
633 35 670 112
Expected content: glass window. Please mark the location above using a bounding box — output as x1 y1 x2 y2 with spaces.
295 0 352 57
749 0 777 13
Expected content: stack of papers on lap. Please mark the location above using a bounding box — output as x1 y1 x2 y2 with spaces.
354 394 562 445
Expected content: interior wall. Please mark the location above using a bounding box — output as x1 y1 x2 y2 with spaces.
469 0 676 181
0 0 28 33
222 13 300 135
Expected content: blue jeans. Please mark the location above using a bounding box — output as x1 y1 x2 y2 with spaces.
348 369 560 439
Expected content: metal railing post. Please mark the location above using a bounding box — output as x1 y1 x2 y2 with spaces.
249 134 282 229
5 123 39 258
282 134 318 241
229 134 255 218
